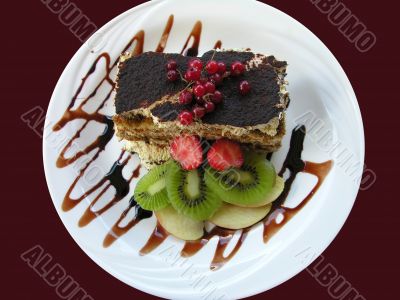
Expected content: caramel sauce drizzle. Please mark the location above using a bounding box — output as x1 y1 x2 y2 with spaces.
53 15 333 271
213 40 222 49
180 21 202 56
139 223 170 255
103 197 152 248
54 27 148 227
263 160 333 243
181 227 250 271
155 15 174 53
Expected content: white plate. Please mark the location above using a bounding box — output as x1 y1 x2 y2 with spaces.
43 0 364 299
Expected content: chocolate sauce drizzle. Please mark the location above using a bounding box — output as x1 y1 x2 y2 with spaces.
53 15 333 271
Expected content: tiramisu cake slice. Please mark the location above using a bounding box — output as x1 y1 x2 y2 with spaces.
113 50 289 168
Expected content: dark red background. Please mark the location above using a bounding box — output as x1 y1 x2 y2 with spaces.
3 0 399 299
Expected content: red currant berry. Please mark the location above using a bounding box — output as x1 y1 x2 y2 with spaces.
179 90 193 104
195 96 205 105
210 73 223 85
189 58 203 70
231 61 245 76
217 61 226 74
239 80 251 95
185 67 201 81
211 90 223 103
193 84 206 97
204 102 216 113
193 106 206 119
204 81 216 94
206 60 219 74
167 70 178 82
196 77 208 86
166 60 177 70
178 110 194 125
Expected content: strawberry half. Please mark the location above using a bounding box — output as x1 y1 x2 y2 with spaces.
170 135 203 170
207 139 244 171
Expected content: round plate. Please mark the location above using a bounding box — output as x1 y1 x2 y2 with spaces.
43 0 364 298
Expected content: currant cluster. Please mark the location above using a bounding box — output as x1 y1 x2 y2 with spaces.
166 57 251 125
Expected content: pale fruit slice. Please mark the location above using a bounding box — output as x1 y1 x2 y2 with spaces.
235 176 285 208
209 202 272 229
155 206 204 240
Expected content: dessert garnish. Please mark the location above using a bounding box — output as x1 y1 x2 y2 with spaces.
177 110 194 125
134 164 169 211
192 105 206 118
163 52 251 125
207 138 244 171
170 135 203 170
129 133 285 239
179 90 193 104
239 80 251 95
166 69 178 82
231 61 245 76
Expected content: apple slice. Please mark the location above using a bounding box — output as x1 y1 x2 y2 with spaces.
209 202 272 229
155 206 204 240
235 176 285 208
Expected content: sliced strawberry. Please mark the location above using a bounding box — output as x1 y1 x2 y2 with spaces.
207 139 244 171
170 135 203 170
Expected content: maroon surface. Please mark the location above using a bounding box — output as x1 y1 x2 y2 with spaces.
3 0 398 299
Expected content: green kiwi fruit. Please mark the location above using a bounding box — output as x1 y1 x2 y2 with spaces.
166 161 221 221
204 154 276 207
134 163 169 211
156 206 204 240
209 202 272 229
234 176 284 207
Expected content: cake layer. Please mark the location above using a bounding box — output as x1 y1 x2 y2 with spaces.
124 140 171 170
115 115 286 169
115 50 289 127
114 114 285 150
122 128 284 170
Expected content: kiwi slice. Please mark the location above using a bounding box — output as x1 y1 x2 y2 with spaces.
209 202 272 229
156 206 204 240
166 161 221 221
234 176 285 207
205 154 276 207
134 163 169 211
